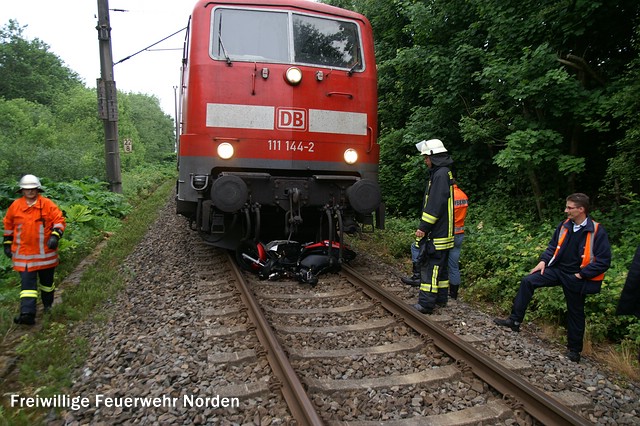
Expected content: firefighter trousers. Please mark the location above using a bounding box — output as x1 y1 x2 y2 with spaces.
418 249 450 310
19 267 55 315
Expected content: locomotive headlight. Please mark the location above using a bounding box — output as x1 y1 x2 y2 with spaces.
344 148 358 164
285 67 302 85
217 142 234 159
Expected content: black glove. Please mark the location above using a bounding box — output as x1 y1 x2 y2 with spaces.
416 237 435 264
47 236 59 249
47 229 63 250
3 236 12 258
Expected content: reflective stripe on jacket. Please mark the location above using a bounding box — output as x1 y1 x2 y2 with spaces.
3 195 66 272
453 184 468 235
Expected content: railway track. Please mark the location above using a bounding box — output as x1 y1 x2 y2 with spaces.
47 199 638 424
222 247 594 425
188 245 296 424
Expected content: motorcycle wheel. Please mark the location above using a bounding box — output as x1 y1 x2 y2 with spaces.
235 240 266 271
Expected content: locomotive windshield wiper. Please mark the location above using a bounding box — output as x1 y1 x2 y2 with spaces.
347 59 360 76
218 18 232 65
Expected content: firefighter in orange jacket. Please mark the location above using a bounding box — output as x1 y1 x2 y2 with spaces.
494 193 611 363
3 175 66 325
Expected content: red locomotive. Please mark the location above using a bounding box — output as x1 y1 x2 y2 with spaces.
176 0 384 252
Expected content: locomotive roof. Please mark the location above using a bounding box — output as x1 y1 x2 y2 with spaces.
193 0 369 22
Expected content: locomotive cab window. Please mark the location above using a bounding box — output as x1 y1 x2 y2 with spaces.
293 14 361 70
210 8 363 71
211 9 289 62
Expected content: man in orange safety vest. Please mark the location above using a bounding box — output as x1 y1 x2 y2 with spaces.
494 193 611 363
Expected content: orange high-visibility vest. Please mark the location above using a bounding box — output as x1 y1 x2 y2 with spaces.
453 185 468 235
549 219 605 281
3 195 66 272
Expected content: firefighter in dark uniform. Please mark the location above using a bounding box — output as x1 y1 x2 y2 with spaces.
494 193 611 363
412 139 455 314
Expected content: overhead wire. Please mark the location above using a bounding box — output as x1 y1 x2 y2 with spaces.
114 26 186 65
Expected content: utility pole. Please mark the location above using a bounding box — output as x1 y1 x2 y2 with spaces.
96 0 122 193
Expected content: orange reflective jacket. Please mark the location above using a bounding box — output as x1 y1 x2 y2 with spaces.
3 195 66 272
550 219 605 281
453 184 468 235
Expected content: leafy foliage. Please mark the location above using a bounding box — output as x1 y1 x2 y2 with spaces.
327 0 640 354
326 0 640 218
0 20 83 106
0 21 176 182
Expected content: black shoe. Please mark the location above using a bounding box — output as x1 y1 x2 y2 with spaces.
412 303 433 314
436 302 447 308
43 306 52 315
566 351 581 363
13 314 35 325
401 275 420 287
493 317 520 332
449 285 459 300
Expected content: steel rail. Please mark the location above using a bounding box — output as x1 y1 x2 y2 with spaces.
226 252 324 426
341 265 593 426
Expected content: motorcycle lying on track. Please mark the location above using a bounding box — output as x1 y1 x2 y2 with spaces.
235 239 356 285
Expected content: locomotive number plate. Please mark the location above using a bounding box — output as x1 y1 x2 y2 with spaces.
267 140 315 152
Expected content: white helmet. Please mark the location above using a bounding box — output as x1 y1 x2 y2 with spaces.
418 139 447 155
18 174 42 190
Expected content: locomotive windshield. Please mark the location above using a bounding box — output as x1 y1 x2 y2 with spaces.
211 7 363 71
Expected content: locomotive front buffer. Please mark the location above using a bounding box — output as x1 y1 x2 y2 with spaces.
188 172 383 251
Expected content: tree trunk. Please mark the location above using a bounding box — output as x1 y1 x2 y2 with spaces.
528 168 544 221
567 122 582 194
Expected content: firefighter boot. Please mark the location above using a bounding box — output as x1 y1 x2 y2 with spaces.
449 284 459 300
417 290 437 313
14 313 35 325
401 262 421 287
41 290 54 314
436 287 448 308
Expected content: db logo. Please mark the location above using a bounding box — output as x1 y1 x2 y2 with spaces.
276 108 306 131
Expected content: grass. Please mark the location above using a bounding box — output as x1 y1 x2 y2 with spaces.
0 178 174 425
595 343 640 381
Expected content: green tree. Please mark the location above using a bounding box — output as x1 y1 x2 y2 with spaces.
600 23 640 201
116 92 175 170
50 86 106 180
0 21 176 182
0 93 104 181
123 93 175 164
0 97 57 178
328 0 640 217
0 20 82 106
